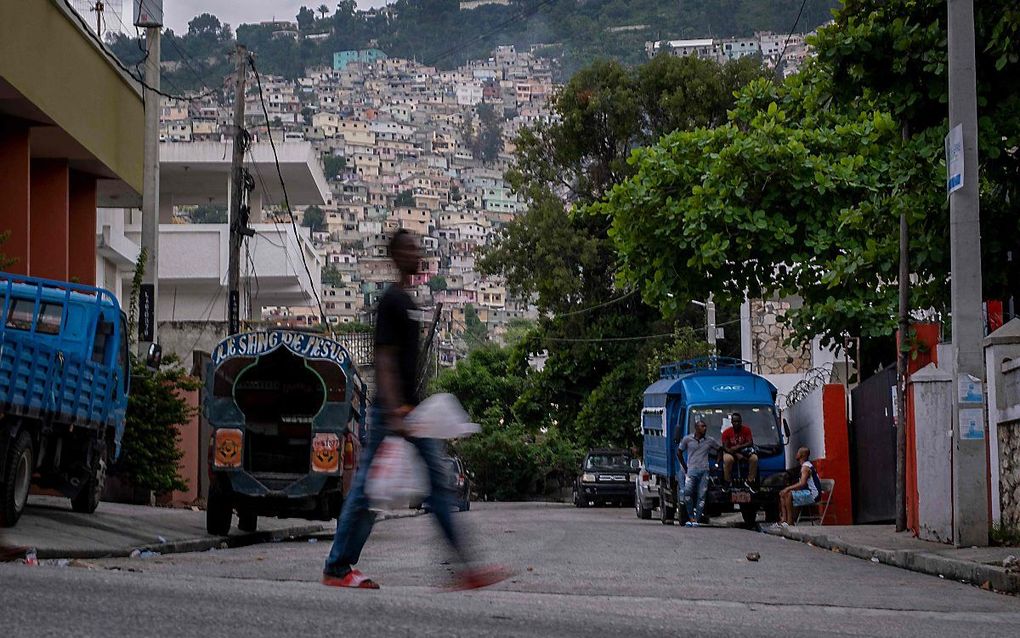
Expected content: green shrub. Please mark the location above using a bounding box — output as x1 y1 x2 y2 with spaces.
117 355 199 494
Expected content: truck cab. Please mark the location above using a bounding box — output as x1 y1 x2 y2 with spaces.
0 272 130 527
642 357 788 526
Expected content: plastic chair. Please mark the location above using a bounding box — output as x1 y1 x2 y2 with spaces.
796 478 834 525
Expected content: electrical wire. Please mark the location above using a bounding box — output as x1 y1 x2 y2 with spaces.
772 0 811 80
62 0 219 102
248 54 327 325
552 289 637 318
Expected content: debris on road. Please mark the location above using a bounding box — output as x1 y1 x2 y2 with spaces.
308 538 318 543
156 536 168 544
870 557 880 563
129 549 161 559
746 552 760 562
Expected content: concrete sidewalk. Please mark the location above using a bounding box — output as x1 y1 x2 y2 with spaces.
0 496 337 560
763 524 1020 594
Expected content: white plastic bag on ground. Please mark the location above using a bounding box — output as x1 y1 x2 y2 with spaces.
365 436 428 511
405 393 480 440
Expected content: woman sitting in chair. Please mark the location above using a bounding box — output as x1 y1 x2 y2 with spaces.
778 447 821 527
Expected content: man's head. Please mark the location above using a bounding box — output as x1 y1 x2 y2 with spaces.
731 412 743 431
796 446 810 463
694 420 707 438
389 229 421 278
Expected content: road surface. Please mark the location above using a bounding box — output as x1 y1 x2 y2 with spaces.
2 503 1017 637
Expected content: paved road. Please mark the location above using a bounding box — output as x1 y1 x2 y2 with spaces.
2 503 1018 637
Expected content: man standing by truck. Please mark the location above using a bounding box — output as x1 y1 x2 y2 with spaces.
722 412 758 486
678 420 720 527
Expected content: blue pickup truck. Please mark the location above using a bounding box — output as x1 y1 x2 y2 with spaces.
0 273 130 527
642 357 789 526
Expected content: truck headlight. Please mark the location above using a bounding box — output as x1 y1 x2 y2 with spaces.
582 473 597 483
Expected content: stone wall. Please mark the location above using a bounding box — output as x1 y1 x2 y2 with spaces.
999 420 1020 529
749 299 812 375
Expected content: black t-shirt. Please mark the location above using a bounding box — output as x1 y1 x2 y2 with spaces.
375 284 420 407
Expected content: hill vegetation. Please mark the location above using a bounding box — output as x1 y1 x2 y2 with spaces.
106 0 838 90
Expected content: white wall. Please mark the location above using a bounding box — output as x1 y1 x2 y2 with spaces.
783 385 826 468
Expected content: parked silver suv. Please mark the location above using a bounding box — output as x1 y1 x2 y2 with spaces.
634 462 659 519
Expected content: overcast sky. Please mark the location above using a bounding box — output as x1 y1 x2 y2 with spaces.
161 1 394 34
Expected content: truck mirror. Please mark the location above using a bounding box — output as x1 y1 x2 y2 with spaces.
782 418 791 440
146 343 163 370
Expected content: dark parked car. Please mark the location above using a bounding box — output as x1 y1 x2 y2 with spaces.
573 449 639 507
415 454 472 512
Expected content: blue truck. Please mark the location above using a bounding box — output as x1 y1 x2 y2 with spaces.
642 357 789 526
0 273 130 527
204 330 367 535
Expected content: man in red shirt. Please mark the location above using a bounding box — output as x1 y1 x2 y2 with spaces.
721 412 758 486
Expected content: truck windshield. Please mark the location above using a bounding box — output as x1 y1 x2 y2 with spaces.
585 454 637 470
687 406 780 449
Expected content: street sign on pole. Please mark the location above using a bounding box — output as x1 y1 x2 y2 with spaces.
945 124 964 194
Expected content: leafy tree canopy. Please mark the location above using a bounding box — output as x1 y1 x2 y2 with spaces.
302 205 326 232
598 0 1020 356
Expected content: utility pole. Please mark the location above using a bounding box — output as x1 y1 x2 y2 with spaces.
706 295 717 355
227 45 248 336
947 0 989 547
138 18 160 355
896 127 910 534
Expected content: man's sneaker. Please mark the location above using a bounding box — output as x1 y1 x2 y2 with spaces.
744 480 758 494
684 521 695 528
691 522 700 528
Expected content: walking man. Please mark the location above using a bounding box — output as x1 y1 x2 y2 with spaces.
323 229 504 590
678 420 720 527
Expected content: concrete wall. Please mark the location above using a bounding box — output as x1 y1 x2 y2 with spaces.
0 1 143 191
782 384 853 524
908 363 954 543
985 319 1020 529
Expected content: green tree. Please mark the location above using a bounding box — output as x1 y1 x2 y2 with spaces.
189 204 227 224
395 189 415 207
297 6 316 32
322 154 346 179
463 303 488 347
0 230 17 269
322 264 344 287
427 275 448 292
482 54 744 450
302 205 326 232
598 0 1020 357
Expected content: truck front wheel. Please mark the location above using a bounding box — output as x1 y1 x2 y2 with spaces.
660 496 676 525
1 431 33 527
206 477 233 536
71 449 106 514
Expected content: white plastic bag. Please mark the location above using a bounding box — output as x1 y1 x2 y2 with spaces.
365 436 428 511
405 393 480 440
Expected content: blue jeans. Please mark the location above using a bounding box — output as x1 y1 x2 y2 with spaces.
684 469 710 522
324 408 465 574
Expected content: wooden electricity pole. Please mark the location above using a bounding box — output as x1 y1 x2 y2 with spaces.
227 45 248 336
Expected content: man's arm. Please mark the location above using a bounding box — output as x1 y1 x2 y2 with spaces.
376 345 411 433
677 437 688 473
782 466 811 494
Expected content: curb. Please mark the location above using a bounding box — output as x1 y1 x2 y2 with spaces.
28 506 430 560
34 523 331 560
761 527 1020 595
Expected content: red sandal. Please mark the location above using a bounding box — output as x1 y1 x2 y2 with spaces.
322 569 380 589
445 565 512 591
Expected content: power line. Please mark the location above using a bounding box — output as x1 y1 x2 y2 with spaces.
62 0 219 102
245 58 327 325
772 0 811 80
542 332 677 343
552 289 637 318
